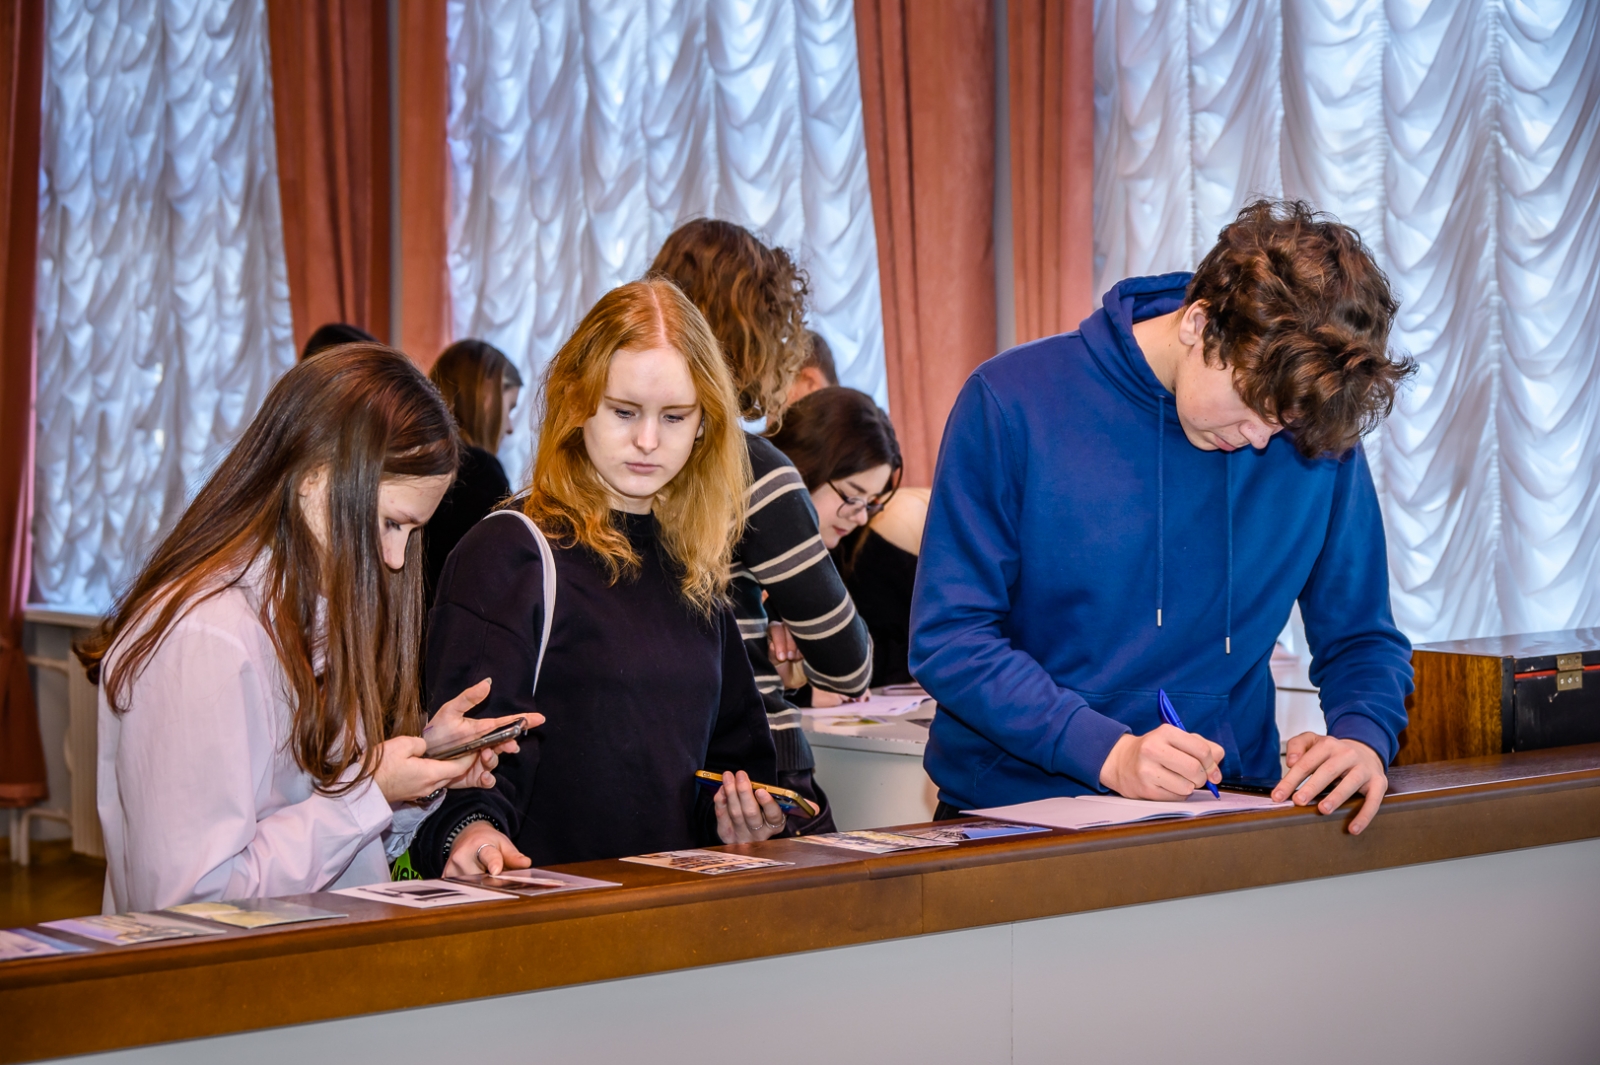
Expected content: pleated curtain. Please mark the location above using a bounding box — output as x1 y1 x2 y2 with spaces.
1094 0 1600 644
0 0 46 807
856 0 998 486
445 0 890 484
32 0 296 612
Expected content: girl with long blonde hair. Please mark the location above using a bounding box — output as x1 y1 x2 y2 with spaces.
414 279 784 875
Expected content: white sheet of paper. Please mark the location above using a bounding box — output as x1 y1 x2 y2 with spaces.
331 879 516 909
969 790 1289 830
801 693 932 719
620 850 793 875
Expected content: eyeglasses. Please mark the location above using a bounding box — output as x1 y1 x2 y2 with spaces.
828 480 895 519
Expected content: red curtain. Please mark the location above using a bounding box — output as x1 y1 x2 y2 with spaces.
266 0 393 352
1007 0 1096 344
0 0 47 807
856 0 998 487
395 0 451 368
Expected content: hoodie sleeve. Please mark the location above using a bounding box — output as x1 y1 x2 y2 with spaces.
910 374 1132 790
1298 445 1413 764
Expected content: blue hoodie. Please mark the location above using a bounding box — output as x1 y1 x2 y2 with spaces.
910 273 1413 810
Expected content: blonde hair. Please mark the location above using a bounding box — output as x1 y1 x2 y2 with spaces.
525 279 750 614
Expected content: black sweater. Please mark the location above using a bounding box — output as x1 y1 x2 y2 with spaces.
833 529 919 687
424 444 511 605
413 508 777 873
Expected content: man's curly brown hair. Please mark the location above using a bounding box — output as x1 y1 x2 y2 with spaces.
648 218 810 426
1187 199 1415 458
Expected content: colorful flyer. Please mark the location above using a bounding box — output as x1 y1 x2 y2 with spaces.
447 868 621 898
40 912 229 946
900 820 1052 842
166 899 348 929
620 850 793 875
331 878 516 909
0 928 90 961
790 831 956 854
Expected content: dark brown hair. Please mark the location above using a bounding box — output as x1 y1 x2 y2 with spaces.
301 321 377 362
803 330 838 386
648 219 810 425
430 338 525 450
76 345 460 794
767 387 902 494
1186 198 1415 457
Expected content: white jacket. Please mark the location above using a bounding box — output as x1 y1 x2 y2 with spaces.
97 562 433 913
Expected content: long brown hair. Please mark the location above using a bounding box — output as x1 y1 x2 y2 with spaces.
76 345 460 794
429 338 525 450
648 218 810 426
525 279 749 615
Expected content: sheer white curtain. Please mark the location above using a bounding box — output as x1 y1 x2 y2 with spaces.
446 0 886 481
32 0 294 611
1094 0 1600 643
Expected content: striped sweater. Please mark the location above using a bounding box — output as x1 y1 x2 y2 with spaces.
731 434 873 771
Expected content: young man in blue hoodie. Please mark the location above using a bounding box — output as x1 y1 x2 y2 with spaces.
911 200 1416 835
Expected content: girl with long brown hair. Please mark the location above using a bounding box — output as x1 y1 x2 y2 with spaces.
80 346 535 913
650 219 871 832
424 338 525 599
414 278 784 876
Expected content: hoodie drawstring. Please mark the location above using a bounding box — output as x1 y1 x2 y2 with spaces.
1156 396 1233 655
1225 450 1233 655
1156 396 1165 628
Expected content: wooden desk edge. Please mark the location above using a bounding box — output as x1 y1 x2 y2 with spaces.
4 748 1598 1062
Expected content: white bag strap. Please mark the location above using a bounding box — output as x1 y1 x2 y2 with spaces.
488 509 557 696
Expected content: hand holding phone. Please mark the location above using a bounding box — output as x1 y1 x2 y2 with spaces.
425 719 527 762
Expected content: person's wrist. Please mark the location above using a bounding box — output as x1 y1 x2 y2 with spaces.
442 812 497 862
1099 734 1133 792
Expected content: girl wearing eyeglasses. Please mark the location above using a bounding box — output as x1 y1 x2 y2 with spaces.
766 388 913 691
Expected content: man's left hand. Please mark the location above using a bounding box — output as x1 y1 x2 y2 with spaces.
1272 733 1387 835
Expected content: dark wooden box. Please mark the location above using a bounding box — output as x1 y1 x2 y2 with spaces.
1398 628 1600 765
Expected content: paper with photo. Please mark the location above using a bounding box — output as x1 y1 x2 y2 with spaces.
620 850 792 875
791 830 957 854
0 928 91 961
447 868 621 898
901 820 1051 842
40 912 229 946
166 899 347 929
801 693 932 719
331 879 516 909
970 790 1288 831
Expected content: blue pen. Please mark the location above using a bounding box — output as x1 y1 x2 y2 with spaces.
1158 689 1221 798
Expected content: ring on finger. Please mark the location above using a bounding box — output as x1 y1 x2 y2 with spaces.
475 842 494 869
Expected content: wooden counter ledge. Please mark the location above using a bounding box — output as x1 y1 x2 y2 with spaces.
3 745 1597 1063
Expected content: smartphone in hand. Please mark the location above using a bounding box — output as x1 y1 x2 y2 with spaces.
425 719 526 762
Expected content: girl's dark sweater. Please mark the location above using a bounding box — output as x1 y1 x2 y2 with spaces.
413 508 777 873
833 528 919 687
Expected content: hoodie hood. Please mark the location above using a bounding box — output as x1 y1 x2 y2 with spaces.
1080 272 1192 416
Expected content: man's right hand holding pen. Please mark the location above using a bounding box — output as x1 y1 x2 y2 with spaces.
1098 726 1225 801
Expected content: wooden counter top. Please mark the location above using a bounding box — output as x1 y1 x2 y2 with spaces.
4 746 1598 1062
